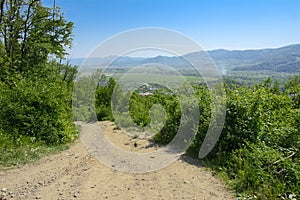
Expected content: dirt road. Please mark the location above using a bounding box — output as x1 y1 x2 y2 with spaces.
0 121 234 200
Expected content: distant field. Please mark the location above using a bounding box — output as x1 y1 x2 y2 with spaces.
78 65 297 87
113 73 217 84
226 70 295 86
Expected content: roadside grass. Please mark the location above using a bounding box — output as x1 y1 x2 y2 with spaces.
0 131 72 169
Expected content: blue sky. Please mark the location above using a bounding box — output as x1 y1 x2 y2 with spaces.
45 0 300 58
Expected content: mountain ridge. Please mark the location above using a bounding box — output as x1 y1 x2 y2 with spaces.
70 44 300 73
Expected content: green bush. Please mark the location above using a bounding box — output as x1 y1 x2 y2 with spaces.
0 0 77 166
225 142 299 199
0 67 77 144
186 85 211 156
94 74 300 199
95 77 116 121
204 79 300 199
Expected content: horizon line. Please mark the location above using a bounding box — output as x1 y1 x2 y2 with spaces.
67 43 300 59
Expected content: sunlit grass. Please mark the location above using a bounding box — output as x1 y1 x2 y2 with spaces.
0 131 70 169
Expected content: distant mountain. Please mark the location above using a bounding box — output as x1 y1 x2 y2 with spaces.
206 44 300 73
70 44 300 73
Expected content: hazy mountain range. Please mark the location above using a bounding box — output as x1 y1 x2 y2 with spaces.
70 44 300 74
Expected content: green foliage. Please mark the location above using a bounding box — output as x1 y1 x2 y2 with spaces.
0 0 73 77
186 85 211 156
129 92 152 126
73 70 103 122
228 142 298 199
205 79 300 199
95 75 299 199
151 93 181 144
285 72 300 108
95 76 116 121
0 0 77 165
0 63 77 144
0 129 69 167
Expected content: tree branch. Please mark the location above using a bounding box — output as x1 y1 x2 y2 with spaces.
0 0 5 25
273 152 296 165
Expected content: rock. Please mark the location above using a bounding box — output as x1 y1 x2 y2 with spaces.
74 193 78 197
183 180 189 184
10 194 14 198
0 188 7 192
209 191 218 197
82 167 88 171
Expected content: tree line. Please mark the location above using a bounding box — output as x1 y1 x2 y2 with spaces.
0 0 77 145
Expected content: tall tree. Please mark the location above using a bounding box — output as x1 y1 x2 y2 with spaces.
0 0 73 77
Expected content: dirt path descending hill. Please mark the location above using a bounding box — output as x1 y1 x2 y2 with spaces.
0 121 234 200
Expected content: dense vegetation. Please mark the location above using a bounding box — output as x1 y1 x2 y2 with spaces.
1 1 299 199
207 77 299 199
0 0 77 166
95 73 300 199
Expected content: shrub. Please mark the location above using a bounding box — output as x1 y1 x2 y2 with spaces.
0 70 77 144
